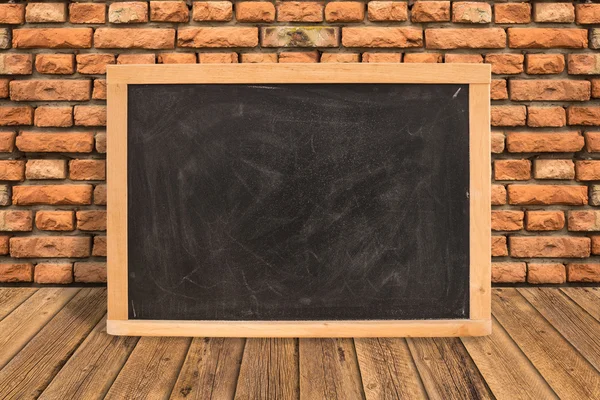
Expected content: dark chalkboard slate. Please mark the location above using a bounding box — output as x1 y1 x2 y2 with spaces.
106 63 491 337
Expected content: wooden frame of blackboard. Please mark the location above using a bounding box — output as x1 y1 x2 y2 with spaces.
107 63 491 337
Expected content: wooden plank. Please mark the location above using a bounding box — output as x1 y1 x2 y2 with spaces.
519 287 600 372
461 317 558 400
354 338 426 399
235 339 299 400
407 337 492 399
39 317 138 400
0 287 80 369
105 337 191 400
0 288 37 320
0 288 107 400
493 288 600 399
299 338 364 400
561 287 600 322
170 338 245 400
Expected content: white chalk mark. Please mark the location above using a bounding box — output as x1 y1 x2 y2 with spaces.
131 300 137 318
248 85 278 90
452 87 462 98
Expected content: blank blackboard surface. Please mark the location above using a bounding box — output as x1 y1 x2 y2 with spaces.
127 83 470 322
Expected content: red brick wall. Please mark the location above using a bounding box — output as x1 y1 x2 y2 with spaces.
0 1 599 285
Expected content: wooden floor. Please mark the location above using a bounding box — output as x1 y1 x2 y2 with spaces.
0 288 598 399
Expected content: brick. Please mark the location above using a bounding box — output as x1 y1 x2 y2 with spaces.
35 54 74 75
192 1 232 21
506 132 584 153
491 132 505 154
279 52 319 63
278 2 323 22
10 236 90 258
76 54 115 75
452 2 491 24
510 236 590 258
16 132 93 153
0 29 10 49
74 262 106 283
510 80 589 102
96 133 106 154
568 210 600 231
568 54 600 75
179 27 258 48
263 27 338 48
26 3 66 23
109 2 148 23
26 159 67 180
69 159 106 181
576 160 600 181
526 211 565 231
34 263 73 284
93 80 106 100
77 211 107 231
94 185 106 205
494 159 530 181
494 3 531 24
485 54 523 75
593 80 600 99
0 4 25 24
13 28 93 49
0 185 10 206
528 263 566 284
236 2 275 22
0 236 8 255
198 53 238 64
490 80 508 100
508 28 587 49
0 106 33 126
593 236 600 255
69 3 106 24
411 1 449 22
0 160 25 181
240 53 277 63
585 132 600 152
12 185 92 205
534 159 575 180
567 264 600 282
491 184 506 205
0 210 32 231
491 210 524 231
35 211 74 231
362 53 402 63
117 54 155 65
34 106 72 128
0 132 16 152
403 53 441 63
10 80 91 102
425 29 505 49
491 105 526 127
367 2 407 22
576 4 600 24
95 28 175 49
0 79 8 98
321 53 360 63
526 54 564 75
533 3 574 23
325 2 364 22
492 236 508 257
342 27 422 48
158 53 197 64
73 106 106 127
507 185 587 206
92 236 107 257
0 264 33 283
527 107 566 128
0 54 32 75
591 185 600 206
151 1 189 22
592 29 600 49
445 54 483 63
568 107 600 126
492 262 526 283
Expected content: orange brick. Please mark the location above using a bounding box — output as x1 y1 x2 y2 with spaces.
526 211 565 231
567 263 600 282
494 159 530 181
92 236 107 256
0 132 16 152
0 79 8 98
35 211 74 231
34 263 73 284
0 210 32 231
13 28 93 49
492 236 508 257
527 107 566 128
568 106 600 126
508 28 587 49
491 132 505 154
0 4 25 24
94 185 107 205
485 54 524 75
236 2 275 22
585 132 600 152
425 29 505 49
34 106 72 128
494 3 531 24
0 54 33 75
568 210 600 231
568 54 600 75
445 54 483 63
534 159 574 180
0 160 25 181
93 79 106 100
510 236 590 258
199 53 238 64
74 106 106 127
367 2 407 22
10 236 91 258
76 211 107 231
0 106 33 126
510 80 590 101
150 1 189 22
362 53 402 63
0 236 9 255
277 1 323 22
491 105 526 127
240 53 278 63
507 185 587 206
403 53 441 63
26 2 66 23
342 27 422 48
490 80 508 100
69 3 106 24
321 53 360 63
528 263 566 284
69 159 106 181
492 262 526 283
76 54 115 74
26 159 67 180
12 185 93 205
492 210 524 231
0 263 33 283
16 132 94 153
178 27 258 48
95 28 175 49
411 1 449 22
452 2 491 24
325 2 364 22
525 54 564 74
10 80 91 101
35 54 74 75
192 1 232 21
158 53 197 64
506 132 584 153
576 4 600 24
279 52 319 63
74 262 106 283
533 2 574 23
491 184 507 205
575 160 600 181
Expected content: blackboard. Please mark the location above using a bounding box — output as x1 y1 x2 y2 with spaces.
107 63 491 337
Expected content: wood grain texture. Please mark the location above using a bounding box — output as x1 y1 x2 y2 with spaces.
461 318 557 400
299 338 365 400
105 337 191 400
407 338 492 399
561 287 600 322
235 339 299 400
0 288 106 400
0 288 37 321
519 287 600 372
170 337 245 400
493 288 600 399
39 317 138 400
354 338 426 400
